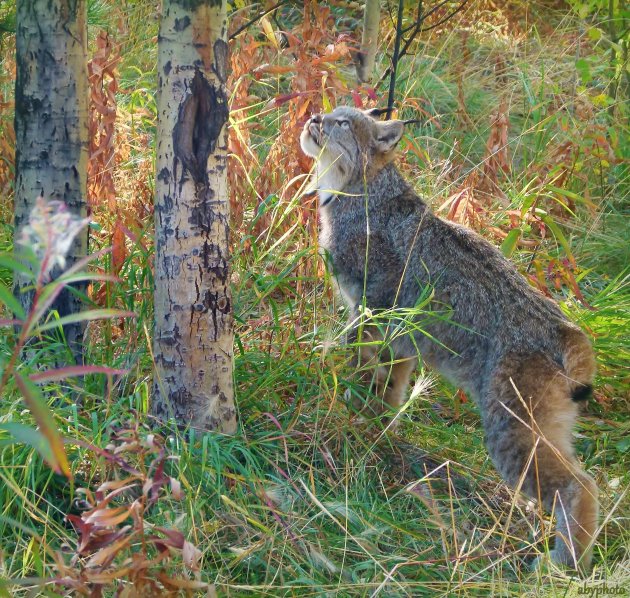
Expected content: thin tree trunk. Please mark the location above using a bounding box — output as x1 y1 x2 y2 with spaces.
153 0 236 432
14 0 89 360
355 0 380 84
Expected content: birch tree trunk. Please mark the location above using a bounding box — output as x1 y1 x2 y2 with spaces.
355 0 380 83
153 0 236 432
14 0 89 359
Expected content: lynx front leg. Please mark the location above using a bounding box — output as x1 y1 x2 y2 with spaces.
346 328 385 415
348 327 416 424
382 356 417 410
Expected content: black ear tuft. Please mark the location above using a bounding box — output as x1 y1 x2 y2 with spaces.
364 108 388 119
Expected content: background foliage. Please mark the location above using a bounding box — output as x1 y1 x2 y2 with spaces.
0 0 628 595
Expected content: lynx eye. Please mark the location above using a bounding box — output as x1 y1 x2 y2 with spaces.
337 120 350 129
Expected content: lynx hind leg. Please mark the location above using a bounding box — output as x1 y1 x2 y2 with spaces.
483 353 598 572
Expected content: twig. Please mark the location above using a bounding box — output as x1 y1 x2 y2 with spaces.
377 0 469 92
420 0 468 33
229 0 290 40
396 0 425 68
400 0 426 46
422 0 453 21
386 0 407 119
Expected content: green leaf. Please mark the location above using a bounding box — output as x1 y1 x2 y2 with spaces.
616 437 630 453
540 214 574 260
519 194 537 218
0 422 56 468
0 253 36 279
0 282 25 320
14 373 71 477
30 308 136 336
322 92 332 113
578 3 591 19
500 229 521 258
576 58 592 84
546 185 584 204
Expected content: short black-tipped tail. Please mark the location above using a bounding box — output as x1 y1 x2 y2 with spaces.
571 383 593 402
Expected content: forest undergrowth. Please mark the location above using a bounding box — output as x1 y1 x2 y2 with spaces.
0 1 628 595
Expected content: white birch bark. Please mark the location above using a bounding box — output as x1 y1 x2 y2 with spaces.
153 0 236 432
14 0 89 358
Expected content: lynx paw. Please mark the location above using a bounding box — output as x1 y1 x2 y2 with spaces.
530 550 582 573
344 388 401 430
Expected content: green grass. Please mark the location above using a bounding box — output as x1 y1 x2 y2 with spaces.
1 1 629 596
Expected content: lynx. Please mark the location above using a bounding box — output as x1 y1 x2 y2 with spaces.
300 106 599 571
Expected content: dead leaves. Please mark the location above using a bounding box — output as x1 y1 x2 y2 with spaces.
88 31 121 213
228 0 356 239
53 423 206 597
480 98 510 200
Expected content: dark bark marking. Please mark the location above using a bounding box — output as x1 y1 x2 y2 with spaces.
158 167 170 183
159 322 182 347
163 254 183 277
172 68 228 187
163 193 173 211
201 240 228 284
163 60 172 77
174 16 191 31
169 387 193 412
201 289 231 341
213 39 228 83
173 0 224 10
188 186 216 232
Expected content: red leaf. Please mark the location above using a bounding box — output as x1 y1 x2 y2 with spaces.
112 222 127 275
182 541 202 571
86 533 135 568
84 505 132 527
0 318 22 326
267 92 305 108
350 90 363 108
170 477 184 500
155 527 185 549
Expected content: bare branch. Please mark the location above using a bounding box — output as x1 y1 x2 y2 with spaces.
229 0 290 41
420 0 468 33
385 0 407 118
378 1 469 92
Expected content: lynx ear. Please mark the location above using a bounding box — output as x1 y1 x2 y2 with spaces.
375 120 405 153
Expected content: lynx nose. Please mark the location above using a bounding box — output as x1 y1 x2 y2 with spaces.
310 113 323 124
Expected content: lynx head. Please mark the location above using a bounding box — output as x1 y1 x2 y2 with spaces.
300 106 407 199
